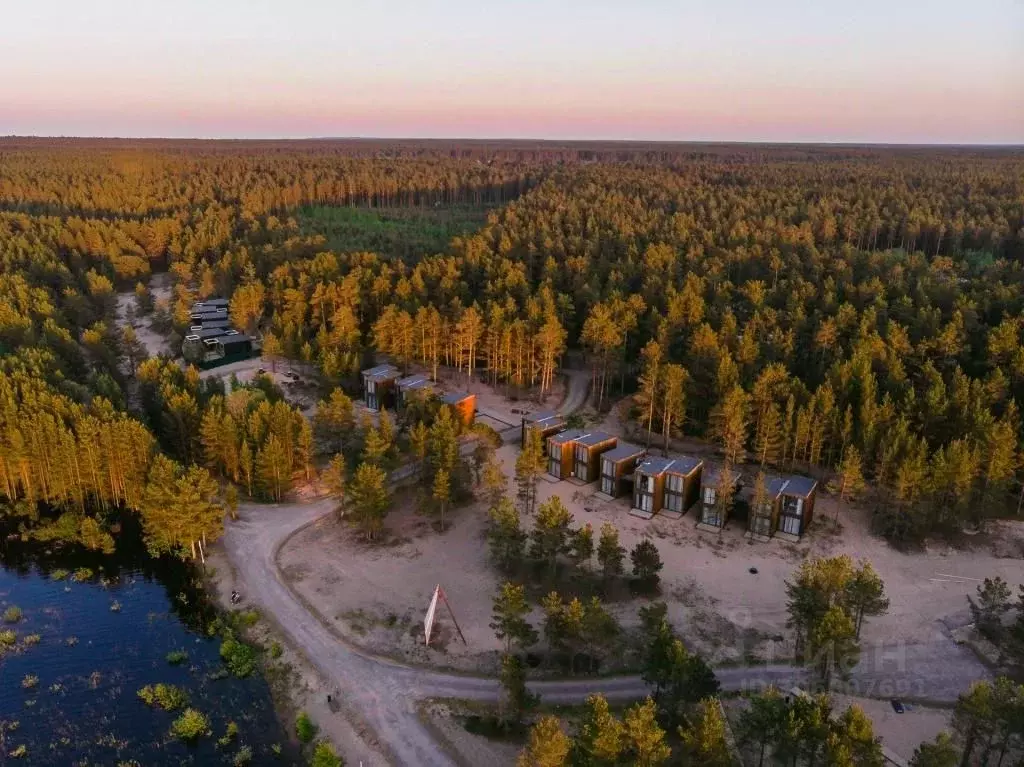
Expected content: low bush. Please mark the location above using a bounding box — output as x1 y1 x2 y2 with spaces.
165 650 189 665
170 708 209 741
220 638 257 678
310 740 343 767
3 606 23 623
137 683 188 711
295 711 317 744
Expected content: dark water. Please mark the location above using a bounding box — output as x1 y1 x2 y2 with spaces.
0 522 296 766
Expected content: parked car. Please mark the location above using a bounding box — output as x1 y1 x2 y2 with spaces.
890 699 905 714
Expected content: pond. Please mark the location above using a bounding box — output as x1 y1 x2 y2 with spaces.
0 518 296 765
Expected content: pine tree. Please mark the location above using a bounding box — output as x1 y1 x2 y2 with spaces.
516 428 545 515
710 385 749 465
735 687 788 767
531 496 572 577
518 715 570 767
569 522 594 572
432 468 451 530
488 497 527 572
256 433 290 502
630 539 664 592
909 732 959 767
323 454 346 511
659 364 687 456
597 523 626 587
346 463 389 541
571 694 624 766
636 340 663 448
481 457 508 507
681 698 731 767
490 582 538 653
844 560 889 639
621 698 671 767
499 653 539 727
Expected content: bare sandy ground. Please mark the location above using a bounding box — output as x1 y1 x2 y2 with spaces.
280 415 1024 680
115 273 172 358
419 701 520 767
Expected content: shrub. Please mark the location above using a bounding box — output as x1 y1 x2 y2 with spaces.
218 721 239 747
295 711 317 744
170 708 209 741
137 683 188 711
50 569 69 581
71 568 94 582
232 745 253 766
21 674 38 689
310 741 343 767
220 638 257 678
10 744 27 758
22 634 40 647
0 630 16 646
269 641 283 659
110 601 122 613
3 606 23 624
238 609 260 628
165 650 189 665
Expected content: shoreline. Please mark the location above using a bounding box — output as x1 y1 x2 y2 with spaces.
203 544 391 766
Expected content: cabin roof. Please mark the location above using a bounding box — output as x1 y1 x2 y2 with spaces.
524 410 564 426
441 391 472 405
185 327 234 340
602 442 645 462
576 431 615 447
204 332 252 346
780 475 817 498
703 466 741 488
362 363 400 380
198 318 231 327
397 375 431 390
636 455 702 476
548 428 587 446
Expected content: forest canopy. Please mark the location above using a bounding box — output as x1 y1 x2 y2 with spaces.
0 138 1022 549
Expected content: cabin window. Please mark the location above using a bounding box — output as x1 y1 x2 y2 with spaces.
636 493 653 512
701 506 722 527
366 380 376 393
781 515 802 536
602 459 613 477
575 445 588 465
665 492 683 512
667 474 683 492
703 487 717 505
751 515 772 536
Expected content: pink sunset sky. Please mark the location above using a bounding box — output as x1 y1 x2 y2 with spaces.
3 0 1022 143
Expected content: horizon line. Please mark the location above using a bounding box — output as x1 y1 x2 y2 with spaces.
3 134 1023 149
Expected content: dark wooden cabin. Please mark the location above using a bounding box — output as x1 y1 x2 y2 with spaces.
547 429 586 480
697 466 742 530
396 374 433 411
746 476 788 540
598 443 646 498
441 391 476 428
777 476 818 539
633 455 703 517
522 411 566 454
572 432 617 483
361 363 401 411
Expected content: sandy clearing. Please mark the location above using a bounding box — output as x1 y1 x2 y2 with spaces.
115 272 173 358
280 411 1024 679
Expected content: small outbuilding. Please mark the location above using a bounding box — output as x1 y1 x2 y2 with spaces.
572 431 617 483
633 455 703 517
599 443 646 498
441 391 476 428
522 411 566 454
697 466 742 530
777 476 818 539
361 364 401 411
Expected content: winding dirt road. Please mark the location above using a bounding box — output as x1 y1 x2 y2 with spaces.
222 369 989 765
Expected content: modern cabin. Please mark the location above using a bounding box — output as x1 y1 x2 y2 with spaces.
396 375 433 411
633 455 703 516
194 332 256 369
522 411 566 454
441 391 476 428
572 432 617 483
745 476 787 540
599 443 645 498
698 467 742 530
361 364 401 411
777 476 818 539
547 429 586 480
